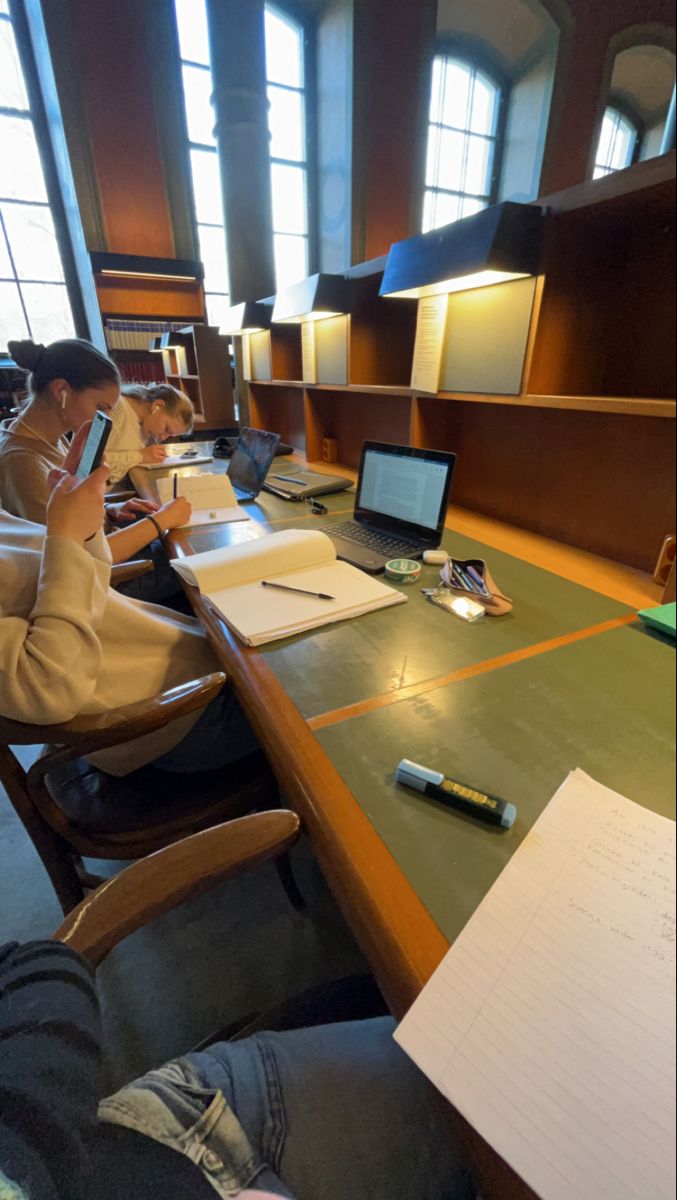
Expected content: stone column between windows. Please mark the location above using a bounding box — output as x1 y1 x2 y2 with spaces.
206 0 276 303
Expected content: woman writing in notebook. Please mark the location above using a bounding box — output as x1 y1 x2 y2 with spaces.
105 381 195 484
0 339 190 601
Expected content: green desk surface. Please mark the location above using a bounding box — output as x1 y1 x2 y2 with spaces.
314 624 676 945
260 529 633 719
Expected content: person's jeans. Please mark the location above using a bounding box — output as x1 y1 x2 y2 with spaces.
152 683 260 773
99 1017 475 1200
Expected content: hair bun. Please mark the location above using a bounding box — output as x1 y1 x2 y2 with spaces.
7 339 46 371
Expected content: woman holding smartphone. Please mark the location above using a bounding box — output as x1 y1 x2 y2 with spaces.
0 339 190 600
0 462 258 776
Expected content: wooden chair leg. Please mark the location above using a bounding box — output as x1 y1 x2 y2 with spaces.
275 851 306 911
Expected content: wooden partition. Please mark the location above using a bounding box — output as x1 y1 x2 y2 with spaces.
238 157 676 573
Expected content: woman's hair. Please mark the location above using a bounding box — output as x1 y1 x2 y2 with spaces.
121 383 194 431
8 338 120 396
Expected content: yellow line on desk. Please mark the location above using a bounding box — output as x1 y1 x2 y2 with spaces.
307 612 638 731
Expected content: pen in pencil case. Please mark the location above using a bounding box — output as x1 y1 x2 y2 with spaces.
396 759 516 828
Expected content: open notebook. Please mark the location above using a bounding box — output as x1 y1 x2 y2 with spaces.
395 770 676 1200
156 473 250 527
170 528 406 646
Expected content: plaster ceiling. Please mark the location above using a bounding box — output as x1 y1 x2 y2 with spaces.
611 45 676 124
436 0 557 74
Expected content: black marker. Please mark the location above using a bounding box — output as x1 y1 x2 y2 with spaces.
396 759 516 828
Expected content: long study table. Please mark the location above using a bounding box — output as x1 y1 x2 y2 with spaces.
133 449 676 1199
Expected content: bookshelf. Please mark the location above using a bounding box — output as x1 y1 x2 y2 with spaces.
238 154 676 574
159 325 236 429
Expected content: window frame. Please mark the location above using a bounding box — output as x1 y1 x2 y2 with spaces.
1 0 84 341
422 38 509 232
265 0 318 281
593 99 642 178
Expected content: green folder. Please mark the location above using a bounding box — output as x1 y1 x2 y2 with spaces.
638 601 676 639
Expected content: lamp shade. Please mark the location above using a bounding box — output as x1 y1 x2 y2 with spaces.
272 274 348 324
220 300 272 335
380 202 544 299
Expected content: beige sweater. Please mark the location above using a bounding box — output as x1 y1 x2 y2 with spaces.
0 419 68 524
0 510 218 775
105 396 146 483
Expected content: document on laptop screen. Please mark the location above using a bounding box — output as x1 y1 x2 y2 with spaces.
359 450 448 530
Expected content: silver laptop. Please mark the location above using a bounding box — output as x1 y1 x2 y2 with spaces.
226 427 280 501
326 441 456 574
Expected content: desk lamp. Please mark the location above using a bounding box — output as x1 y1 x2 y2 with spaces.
272 274 348 324
380 201 543 299
219 300 273 335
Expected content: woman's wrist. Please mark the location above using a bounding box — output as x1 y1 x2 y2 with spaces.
146 513 165 539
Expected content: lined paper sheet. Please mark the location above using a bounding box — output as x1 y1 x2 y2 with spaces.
395 770 676 1200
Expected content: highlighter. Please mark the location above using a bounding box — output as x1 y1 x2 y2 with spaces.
396 759 516 829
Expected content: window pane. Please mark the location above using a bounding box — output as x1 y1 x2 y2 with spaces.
265 6 303 88
268 85 305 162
182 64 215 146
470 71 498 136
271 163 307 235
0 280 29 344
189 148 223 224
432 127 465 193
429 57 445 124
274 233 307 287
197 222 228 293
1 202 65 281
174 0 210 65
205 292 232 329
596 112 616 168
0 115 48 202
460 195 487 219
0 219 12 275
0 19 29 110
20 282 74 342
610 116 635 170
0 2 11 14
423 189 461 232
440 59 471 130
464 134 492 196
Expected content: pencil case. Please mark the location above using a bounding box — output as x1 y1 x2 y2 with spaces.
439 557 513 617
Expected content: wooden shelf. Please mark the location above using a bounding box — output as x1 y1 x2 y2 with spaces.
433 392 676 418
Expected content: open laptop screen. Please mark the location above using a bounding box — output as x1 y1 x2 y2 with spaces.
355 442 456 539
227 427 280 497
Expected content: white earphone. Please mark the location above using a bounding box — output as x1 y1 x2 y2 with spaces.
60 390 67 410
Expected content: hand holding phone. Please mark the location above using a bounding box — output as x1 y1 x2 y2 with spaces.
76 410 112 480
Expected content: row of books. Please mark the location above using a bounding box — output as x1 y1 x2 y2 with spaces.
118 360 166 383
104 319 188 352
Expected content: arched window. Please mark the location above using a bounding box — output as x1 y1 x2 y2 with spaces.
0 0 75 345
174 0 230 328
264 3 310 287
593 105 638 178
423 54 502 232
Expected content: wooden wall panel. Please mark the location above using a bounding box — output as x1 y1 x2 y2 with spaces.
306 390 411 468
414 397 676 571
249 385 306 452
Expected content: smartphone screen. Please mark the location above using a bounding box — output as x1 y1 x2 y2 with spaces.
76 411 112 480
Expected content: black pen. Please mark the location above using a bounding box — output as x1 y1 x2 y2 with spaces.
261 580 335 601
396 759 516 828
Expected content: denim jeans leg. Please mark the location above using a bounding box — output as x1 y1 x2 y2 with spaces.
188 1017 476 1200
152 684 260 773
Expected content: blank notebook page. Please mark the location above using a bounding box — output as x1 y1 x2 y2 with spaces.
395 769 676 1200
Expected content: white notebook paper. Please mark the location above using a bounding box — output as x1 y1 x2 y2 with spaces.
137 452 213 470
171 527 406 645
396 770 676 1200
156 472 250 527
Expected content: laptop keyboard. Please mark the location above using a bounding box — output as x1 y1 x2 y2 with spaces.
329 521 420 557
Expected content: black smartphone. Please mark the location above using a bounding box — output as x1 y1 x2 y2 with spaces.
76 411 112 480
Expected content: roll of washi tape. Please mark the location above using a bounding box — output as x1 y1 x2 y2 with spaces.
384 558 422 584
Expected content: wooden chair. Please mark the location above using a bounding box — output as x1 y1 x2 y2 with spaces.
0 671 304 916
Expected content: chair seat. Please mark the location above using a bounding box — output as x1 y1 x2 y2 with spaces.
45 751 277 837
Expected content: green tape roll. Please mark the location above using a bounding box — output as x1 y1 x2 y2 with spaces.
384 558 422 584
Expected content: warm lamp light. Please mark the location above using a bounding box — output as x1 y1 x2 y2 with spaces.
380 202 543 300
220 300 272 335
272 274 348 324
148 332 187 352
